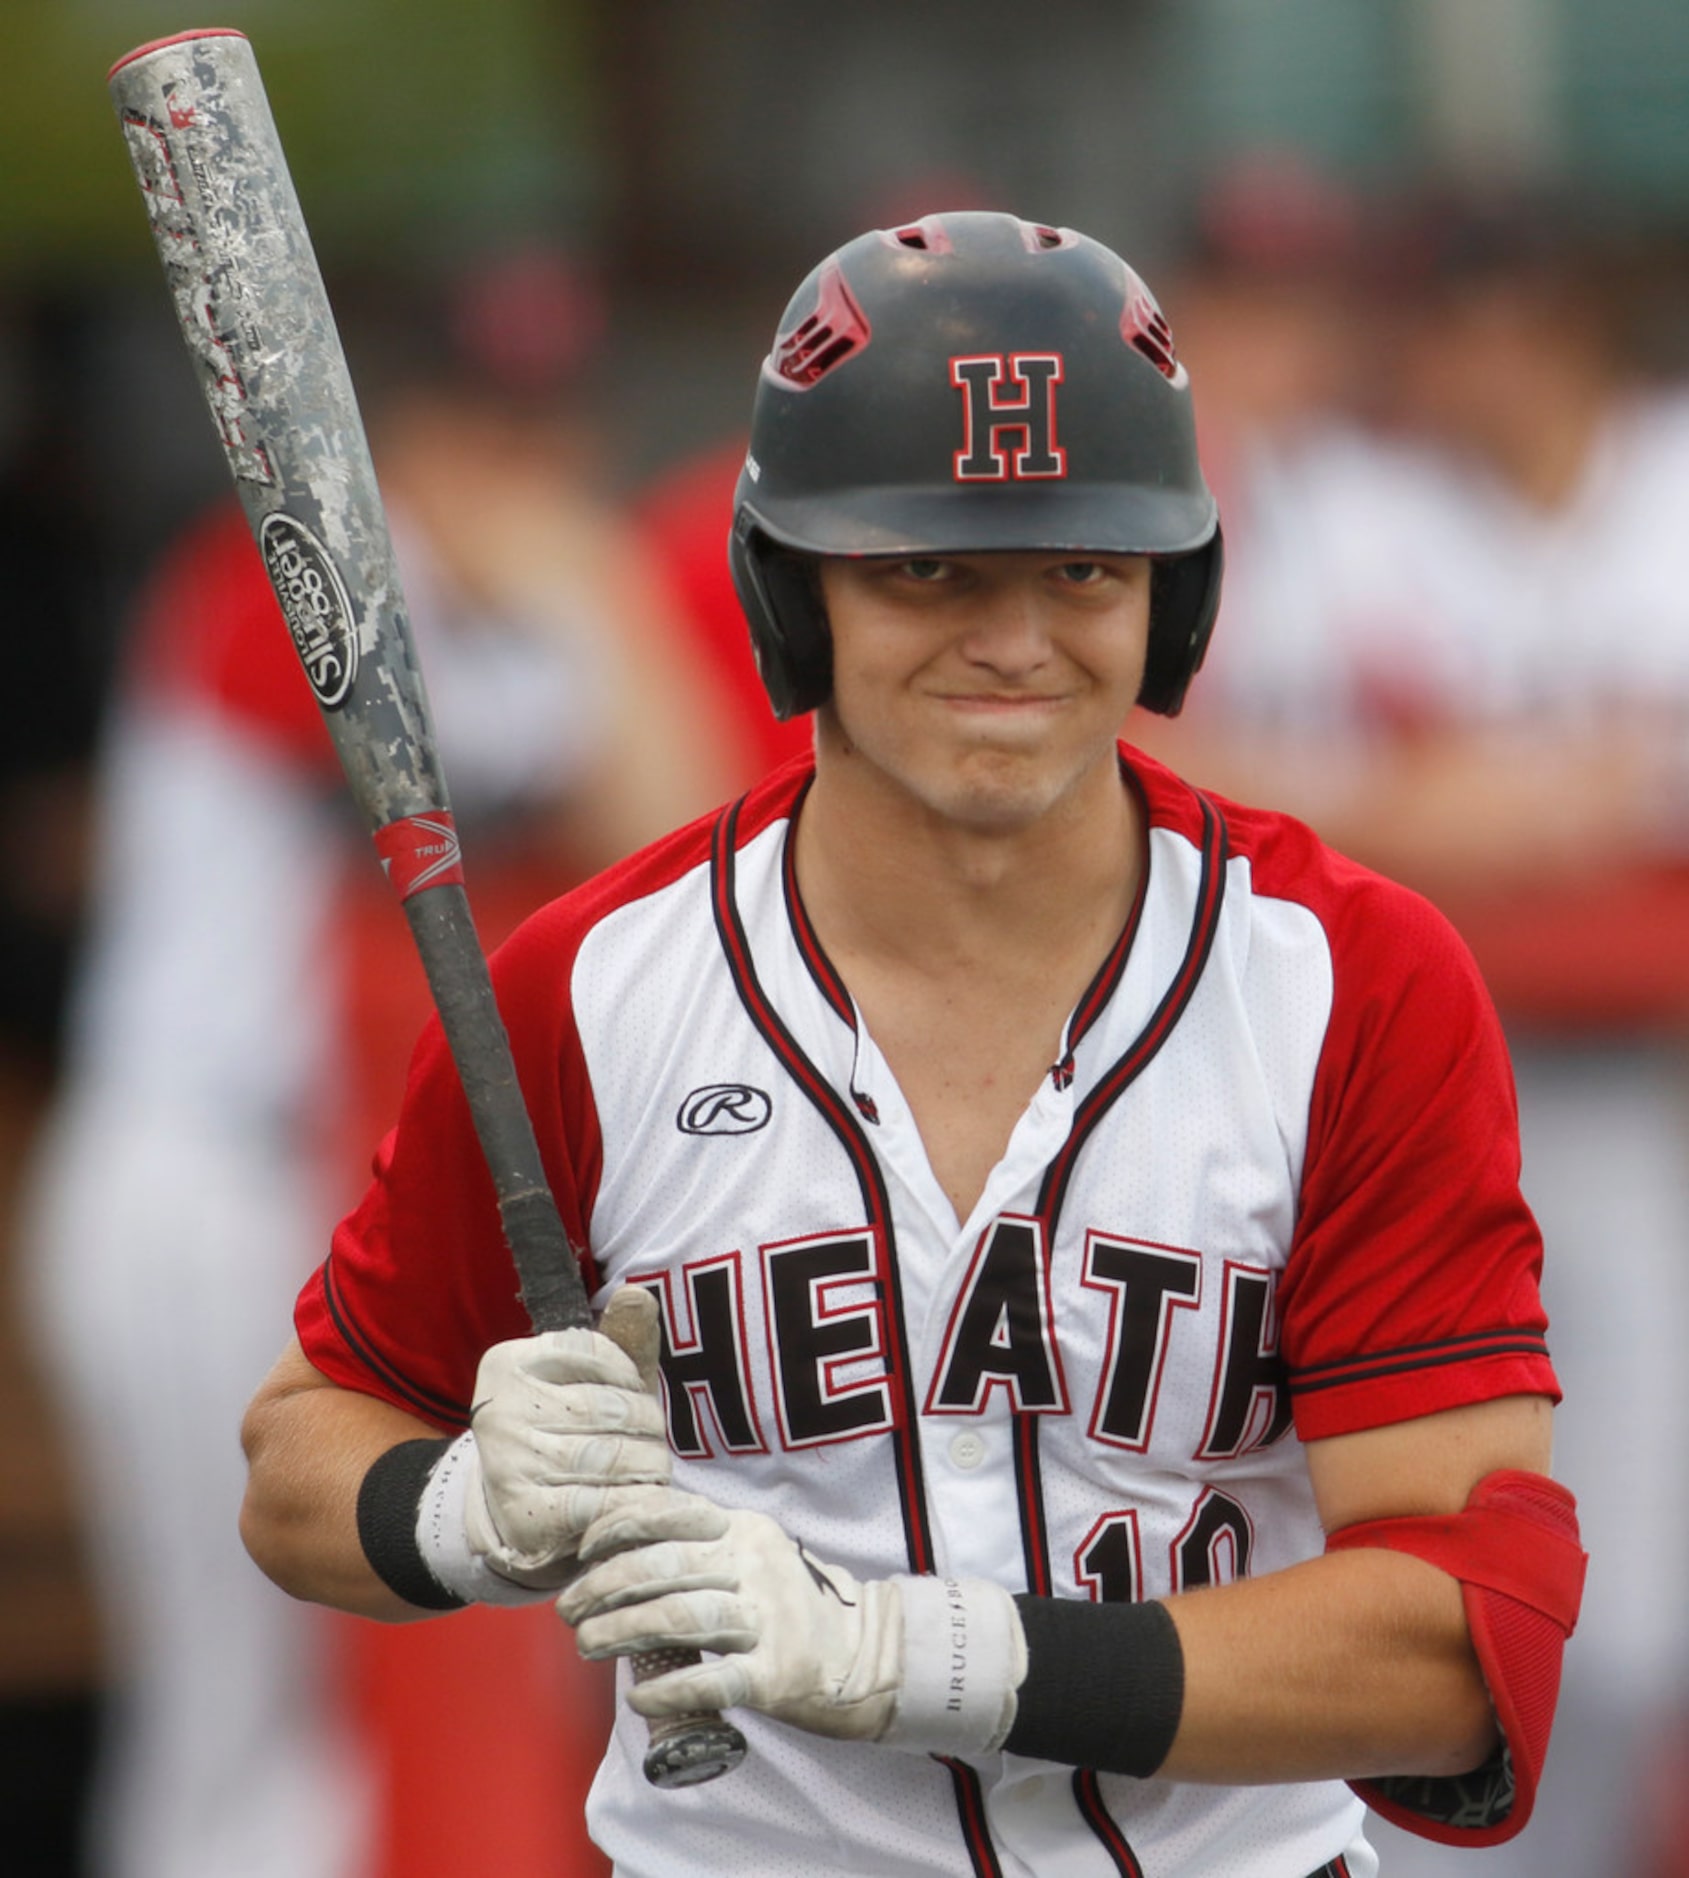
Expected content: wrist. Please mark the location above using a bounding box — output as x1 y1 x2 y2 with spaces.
356 1437 465 1610
356 1433 555 1611
1004 1594 1185 1777
419 1431 561 1606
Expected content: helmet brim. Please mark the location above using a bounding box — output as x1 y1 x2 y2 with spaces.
738 480 1217 562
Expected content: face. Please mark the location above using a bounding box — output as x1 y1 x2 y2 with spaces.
815 550 1153 835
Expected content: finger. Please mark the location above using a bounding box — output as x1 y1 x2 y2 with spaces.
598 1284 661 1395
570 1587 759 1660
521 1428 673 1482
514 1381 669 1439
489 1480 670 1565
559 1541 738 1623
518 1328 645 1392
575 1489 730 1562
476 1330 642 1400
624 1657 754 1721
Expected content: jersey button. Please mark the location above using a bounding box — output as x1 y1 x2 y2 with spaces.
948 1430 987 1470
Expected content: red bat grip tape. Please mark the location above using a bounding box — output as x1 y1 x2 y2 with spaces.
374 813 466 901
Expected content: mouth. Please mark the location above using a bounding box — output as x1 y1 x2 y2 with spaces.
935 690 1069 713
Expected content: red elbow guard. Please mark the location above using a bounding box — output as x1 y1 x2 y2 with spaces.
1324 1468 1586 1846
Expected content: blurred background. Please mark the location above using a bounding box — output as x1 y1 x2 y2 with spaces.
4 2 1689 1874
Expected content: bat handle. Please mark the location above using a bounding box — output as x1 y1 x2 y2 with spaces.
588 1286 749 1787
633 1649 750 1787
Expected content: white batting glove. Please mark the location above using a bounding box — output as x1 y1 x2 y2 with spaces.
419 1287 672 1601
556 1490 1027 1755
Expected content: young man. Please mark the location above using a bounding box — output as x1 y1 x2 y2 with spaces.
241 212 1583 1877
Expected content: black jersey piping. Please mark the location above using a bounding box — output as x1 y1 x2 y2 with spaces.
1016 789 1228 1594
708 796 935 1573
321 1254 471 1428
713 796 1004 1871
1072 1769 1147 1877
1063 761 1154 1060
1039 789 1229 1231
938 1756 1008 1878
1016 789 1228 1868
779 778 857 1027
1292 1328 1553 1395
721 783 1224 1875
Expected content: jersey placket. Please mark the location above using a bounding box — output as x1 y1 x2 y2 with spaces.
733 785 1226 1875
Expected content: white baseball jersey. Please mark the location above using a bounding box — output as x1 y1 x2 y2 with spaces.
300 745 1555 1878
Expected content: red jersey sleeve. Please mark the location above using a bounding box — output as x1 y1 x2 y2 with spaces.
1271 841 1559 1441
294 890 606 1429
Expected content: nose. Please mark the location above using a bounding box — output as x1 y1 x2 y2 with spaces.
957 576 1054 676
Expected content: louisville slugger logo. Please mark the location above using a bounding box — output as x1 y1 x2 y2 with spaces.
950 353 1066 481
677 1085 773 1136
259 512 358 708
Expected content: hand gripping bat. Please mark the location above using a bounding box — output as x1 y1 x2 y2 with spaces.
107 27 746 1791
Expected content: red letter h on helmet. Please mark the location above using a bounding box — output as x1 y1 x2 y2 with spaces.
950 353 1067 481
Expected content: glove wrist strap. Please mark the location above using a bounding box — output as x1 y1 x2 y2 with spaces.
883 1575 1027 1756
415 1431 559 1608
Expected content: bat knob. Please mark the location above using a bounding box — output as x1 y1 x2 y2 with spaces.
641 1715 750 1789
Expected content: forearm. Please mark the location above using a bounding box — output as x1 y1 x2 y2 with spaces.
1001 1545 1488 1787
1155 1546 1493 1784
240 1338 446 1621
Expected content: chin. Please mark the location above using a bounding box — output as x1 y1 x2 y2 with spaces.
922 764 1079 834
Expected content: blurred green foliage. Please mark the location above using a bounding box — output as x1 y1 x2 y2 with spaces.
0 0 596 282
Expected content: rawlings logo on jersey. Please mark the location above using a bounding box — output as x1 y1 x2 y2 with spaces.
677 1084 773 1136
950 353 1066 481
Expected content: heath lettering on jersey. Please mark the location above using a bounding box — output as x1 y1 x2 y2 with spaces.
634 1224 1289 1477
259 512 358 709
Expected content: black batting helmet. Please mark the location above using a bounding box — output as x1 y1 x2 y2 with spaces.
729 210 1223 719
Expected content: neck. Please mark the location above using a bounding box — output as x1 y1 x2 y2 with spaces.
794 742 1142 976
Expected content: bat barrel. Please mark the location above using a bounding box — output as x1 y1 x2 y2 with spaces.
107 29 448 833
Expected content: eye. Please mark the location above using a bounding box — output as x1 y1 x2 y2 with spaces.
898 558 952 583
1054 561 1108 585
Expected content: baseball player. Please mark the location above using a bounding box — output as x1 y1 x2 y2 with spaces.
241 212 1583 1877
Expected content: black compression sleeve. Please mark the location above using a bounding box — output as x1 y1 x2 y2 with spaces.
1004 1595 1185 1777
355 1437 466 1611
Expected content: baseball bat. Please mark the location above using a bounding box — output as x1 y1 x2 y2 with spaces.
107 27 746 1791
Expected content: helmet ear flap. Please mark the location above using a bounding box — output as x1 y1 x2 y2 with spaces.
1139 529 1225 717
728 517 833 721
